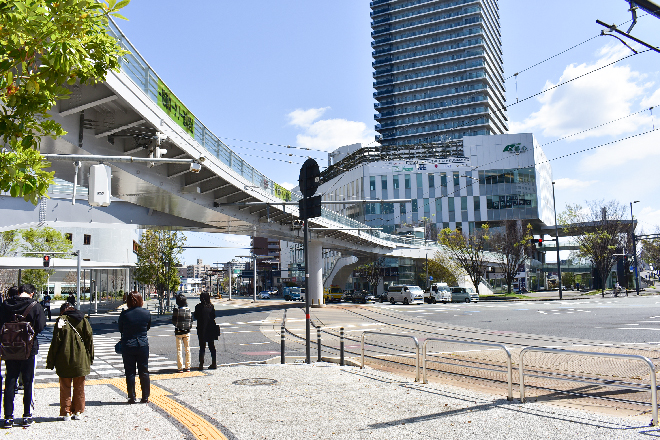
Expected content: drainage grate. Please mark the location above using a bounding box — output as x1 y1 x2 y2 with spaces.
232 378 278 386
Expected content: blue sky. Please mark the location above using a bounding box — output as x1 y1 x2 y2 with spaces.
117 1 660 265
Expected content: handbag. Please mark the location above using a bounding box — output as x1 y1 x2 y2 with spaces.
114 340 123 354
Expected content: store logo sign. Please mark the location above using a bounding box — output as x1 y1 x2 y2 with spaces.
503 143 528 153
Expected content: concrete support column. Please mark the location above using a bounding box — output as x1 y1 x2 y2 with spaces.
309 240 324 308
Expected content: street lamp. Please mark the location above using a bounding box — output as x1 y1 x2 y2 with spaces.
631 201 640 295
552 181 562 300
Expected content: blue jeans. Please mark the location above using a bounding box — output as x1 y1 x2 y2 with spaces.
121 345 149 400
4 355 36 418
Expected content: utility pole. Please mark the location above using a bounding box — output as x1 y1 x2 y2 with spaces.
631 201 641 295
552 182 562 300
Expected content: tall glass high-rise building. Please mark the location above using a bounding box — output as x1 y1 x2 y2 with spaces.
371 0 507 146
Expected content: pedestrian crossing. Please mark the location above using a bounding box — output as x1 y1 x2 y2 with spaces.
27 332 180 383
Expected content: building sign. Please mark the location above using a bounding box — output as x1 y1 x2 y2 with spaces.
157 79 195 137
391 157 470 173
503 143 528 153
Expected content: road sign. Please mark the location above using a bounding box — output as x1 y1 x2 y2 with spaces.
298 158 320 198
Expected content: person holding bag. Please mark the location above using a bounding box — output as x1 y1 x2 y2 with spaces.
171 294 192 372
46 303 94 421
193 292 219 370
118 292 151 404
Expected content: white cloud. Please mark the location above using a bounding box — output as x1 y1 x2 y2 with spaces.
287 107 375 152
288 108 329 128
553 178 598 191
638 206 660 231
279 181 296 190
580 128 660 171
510 43 653 139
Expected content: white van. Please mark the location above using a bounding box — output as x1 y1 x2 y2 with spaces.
426 283 452 304
387 285 424 305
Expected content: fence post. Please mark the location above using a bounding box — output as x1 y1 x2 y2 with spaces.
280 323 285 364
340 327 345 366
317 326 322 362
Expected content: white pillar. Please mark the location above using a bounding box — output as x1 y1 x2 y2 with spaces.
309 240 324 307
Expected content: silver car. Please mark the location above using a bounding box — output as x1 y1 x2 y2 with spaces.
450 287 479 303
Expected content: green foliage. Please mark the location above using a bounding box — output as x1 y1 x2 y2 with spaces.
420 253 457 286
134 230 186 293
0 0 129 204
490 221 534 293
438 225 490 294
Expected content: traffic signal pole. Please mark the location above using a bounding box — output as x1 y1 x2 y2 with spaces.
552 182 562 300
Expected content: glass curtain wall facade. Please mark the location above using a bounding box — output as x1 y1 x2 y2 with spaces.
371 0 507 146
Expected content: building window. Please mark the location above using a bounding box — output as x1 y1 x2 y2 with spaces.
440 173 447 187
65 233 72 242
400 203 406 214
83 234 91 245
393 175 399 189
412 199 418 213
448 198 455 212
461 197 468 212
369 176 376 191
435 198 442 216
416 173 422 189
133 240 139 254
405 174 411 189
474 197 480 211
428 174 434 188
453 172 460 187
381 175 387 190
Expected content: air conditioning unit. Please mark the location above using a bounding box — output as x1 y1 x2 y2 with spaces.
88 164 111 207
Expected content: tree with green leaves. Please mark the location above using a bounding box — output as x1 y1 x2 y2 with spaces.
490 220 534 293
354 258 385 295
0 0 129 204
439 225 490 294
134 230 186 297
419 252 457 287
560 200 629 294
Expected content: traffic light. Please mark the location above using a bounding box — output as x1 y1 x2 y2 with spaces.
42 255 50 267
530 238 543 247
623 255 629 266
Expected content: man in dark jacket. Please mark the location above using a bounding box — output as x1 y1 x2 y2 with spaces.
0 284 47 428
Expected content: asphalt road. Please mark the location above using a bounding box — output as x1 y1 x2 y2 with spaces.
370 294 660 344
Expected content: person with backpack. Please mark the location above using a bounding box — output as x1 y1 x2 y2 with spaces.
118 292 151 404
171 294 192 373
193 291 219 370
46 302 94 421
0 284 46 428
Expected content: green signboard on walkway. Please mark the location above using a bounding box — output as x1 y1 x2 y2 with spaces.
157 79 195 137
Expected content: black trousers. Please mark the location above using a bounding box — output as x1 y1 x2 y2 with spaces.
4 355 36 419
43 306 51 320
122 345 150 400
198 339 216 362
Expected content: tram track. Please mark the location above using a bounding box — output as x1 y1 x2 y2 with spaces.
271 304 660 415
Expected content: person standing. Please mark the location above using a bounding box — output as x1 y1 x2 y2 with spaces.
46 303 93 421
0 284 46 428
41 291 52 321
118 292 151 404
172 294 192 373
193 291 218 370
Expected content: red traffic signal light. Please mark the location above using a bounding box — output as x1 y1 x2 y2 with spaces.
530 238 543 247
42 255 50 267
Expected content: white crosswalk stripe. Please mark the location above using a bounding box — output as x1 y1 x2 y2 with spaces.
25 333 179 382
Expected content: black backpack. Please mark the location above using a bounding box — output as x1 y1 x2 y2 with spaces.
0 301 37 360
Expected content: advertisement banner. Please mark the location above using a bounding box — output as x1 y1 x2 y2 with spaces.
391 157 470 173
157 79 195 137
273 183 291 201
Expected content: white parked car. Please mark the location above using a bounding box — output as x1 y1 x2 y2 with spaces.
450 287 479 303
258 291 271 299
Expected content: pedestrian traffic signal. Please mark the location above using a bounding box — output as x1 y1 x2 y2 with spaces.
43 255 50 267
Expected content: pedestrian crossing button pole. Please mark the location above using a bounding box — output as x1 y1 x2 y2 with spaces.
281 323 286 364
340 327 345 366
317 326 322 362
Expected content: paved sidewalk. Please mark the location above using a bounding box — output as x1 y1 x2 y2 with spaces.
2 363 655 439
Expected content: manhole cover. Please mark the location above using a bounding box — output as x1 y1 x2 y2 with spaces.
233 378 278 386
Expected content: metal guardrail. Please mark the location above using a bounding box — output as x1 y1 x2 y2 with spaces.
361 331 420 382
519 347 658 426
422 338 513 401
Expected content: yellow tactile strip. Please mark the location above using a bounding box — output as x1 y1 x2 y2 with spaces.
36 372 227 440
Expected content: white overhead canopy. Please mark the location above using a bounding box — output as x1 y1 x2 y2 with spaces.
0 257 133 270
